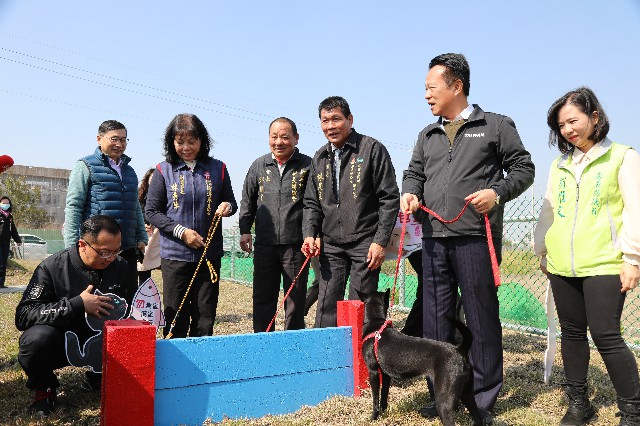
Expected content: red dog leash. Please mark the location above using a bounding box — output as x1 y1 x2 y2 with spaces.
362 202 501 387
265 254 312 332
418 201 501 287
362 212 408 387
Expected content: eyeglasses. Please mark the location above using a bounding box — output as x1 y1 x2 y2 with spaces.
83 240 122 259
104 136 129 144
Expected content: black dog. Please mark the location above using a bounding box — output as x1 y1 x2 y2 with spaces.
360 289 491 425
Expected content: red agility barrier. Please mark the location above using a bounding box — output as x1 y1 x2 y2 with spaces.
101 319 156 426
337 300 368 397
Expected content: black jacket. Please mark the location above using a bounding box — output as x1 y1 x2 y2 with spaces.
239 149 312 245
303 129 400 246
402 105 535 239
15 246 129 335
0 211 21 245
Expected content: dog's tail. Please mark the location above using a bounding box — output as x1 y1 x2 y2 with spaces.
448 316 473 356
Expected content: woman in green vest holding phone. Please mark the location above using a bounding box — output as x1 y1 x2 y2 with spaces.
535 87 640 426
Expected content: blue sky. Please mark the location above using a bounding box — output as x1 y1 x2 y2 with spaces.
1 1 639 227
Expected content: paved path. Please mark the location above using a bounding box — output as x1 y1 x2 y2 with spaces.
0 285 26 294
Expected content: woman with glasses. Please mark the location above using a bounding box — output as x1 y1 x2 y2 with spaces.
145 114 237 338
534 87 640 425
0 195 22 288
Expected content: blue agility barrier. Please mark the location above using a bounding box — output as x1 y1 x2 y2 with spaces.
154 327 354 425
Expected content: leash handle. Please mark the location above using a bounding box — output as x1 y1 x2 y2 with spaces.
265 254 312 332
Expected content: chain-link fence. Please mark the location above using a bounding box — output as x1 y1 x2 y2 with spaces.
15 201 639 350
220 195 640 350
9 228 62 261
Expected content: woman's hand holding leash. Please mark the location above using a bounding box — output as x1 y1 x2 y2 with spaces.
215 202 232 217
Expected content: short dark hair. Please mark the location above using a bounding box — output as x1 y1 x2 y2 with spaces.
547 87 610 154
0 195 13 212
138 168 155 203
269 117 298 136
429 53 470 97
80 215 121 242
163 113 212 164
98 120 127 135
318 96 351 118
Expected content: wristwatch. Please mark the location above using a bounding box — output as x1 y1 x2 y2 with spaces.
493 189 500 205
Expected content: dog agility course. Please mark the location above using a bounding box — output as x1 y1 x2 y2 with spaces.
100 301 369 426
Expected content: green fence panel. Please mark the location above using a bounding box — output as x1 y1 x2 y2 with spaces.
21 192 639 351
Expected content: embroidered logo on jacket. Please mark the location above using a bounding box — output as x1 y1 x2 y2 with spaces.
464 133 485 138
556 177 566 218
27 282 44 299
349 158 363 199
291 169 309 202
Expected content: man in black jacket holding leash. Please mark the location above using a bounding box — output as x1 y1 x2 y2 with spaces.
303 96 400 328
402 53 534 419
239 117 313 332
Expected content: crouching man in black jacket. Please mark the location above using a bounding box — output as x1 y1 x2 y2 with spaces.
302 96 400 328
15 215 128 416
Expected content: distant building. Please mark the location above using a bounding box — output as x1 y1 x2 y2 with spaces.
4 165 70 226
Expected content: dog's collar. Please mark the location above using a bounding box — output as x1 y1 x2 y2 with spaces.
363 319 393 345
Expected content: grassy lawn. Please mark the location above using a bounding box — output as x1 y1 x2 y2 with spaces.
1 258 635 425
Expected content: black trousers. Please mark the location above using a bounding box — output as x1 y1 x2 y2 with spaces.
304 257 321 316
252 244 309 332
161 257 221 338
401 251 424 337
120 248 141 307
422 236 503 411
0 241 9 287
18 325 70 390
315 236 380 328
550 273 640 399
138 269 152 286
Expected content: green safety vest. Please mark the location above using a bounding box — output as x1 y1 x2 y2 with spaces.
545 141 630 277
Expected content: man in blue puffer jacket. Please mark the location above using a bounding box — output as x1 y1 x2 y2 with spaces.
64 120 147 307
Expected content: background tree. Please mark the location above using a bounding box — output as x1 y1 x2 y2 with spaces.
0 175 49 228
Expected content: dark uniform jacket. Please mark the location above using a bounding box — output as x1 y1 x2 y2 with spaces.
303 129 400 246
15 246 129 338
402 105 535 239
239 149 312 245
0 210 21 245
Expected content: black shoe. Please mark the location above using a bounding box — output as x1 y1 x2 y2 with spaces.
478 409 494 425
617 397 640 426
418 402 438 418
27 387 57 416
81 371 102 392
561 384 596 426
